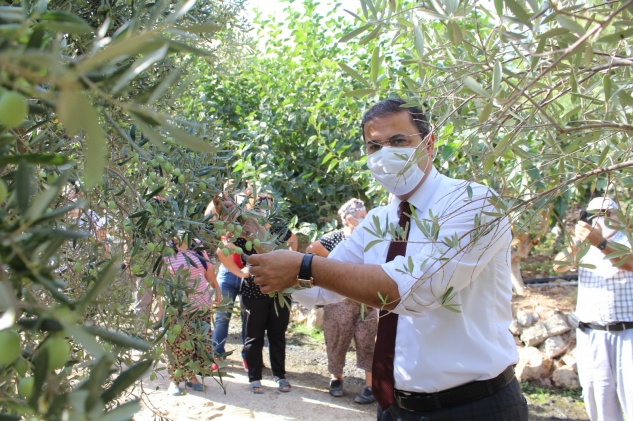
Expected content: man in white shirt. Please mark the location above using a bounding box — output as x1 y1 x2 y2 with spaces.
247 98 527 420
554 197 633 421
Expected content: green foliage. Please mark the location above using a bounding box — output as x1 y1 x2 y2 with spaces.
0 0 249 418
335 0 633 276
521 381 583 402
189 0 382 229
287 322 324 342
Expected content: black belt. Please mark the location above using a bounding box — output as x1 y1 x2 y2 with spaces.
394 366 516 412
579 321 633 332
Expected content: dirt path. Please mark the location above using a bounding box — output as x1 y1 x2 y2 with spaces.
134 330 375 420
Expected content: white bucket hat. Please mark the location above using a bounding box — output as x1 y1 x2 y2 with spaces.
586 197 619 211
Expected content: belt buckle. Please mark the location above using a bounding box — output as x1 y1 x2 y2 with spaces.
605 323 619 332
396 391 437 412
395 391 414 411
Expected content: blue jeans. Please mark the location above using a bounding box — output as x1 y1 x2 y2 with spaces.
211 265 246 358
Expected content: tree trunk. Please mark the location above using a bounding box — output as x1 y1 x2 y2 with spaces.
511 231 533 295
511 260 526 295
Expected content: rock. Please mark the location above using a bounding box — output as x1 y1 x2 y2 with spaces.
543 312 572 335
517 310 536 327
535 305 555 321
552 366 580 389
516 346 553 381
533 377 553 389
520 323 548 346
290 303 309 324
520 313 571 347
514 336 523 347
307 307 323 330
510 320 523 336
540 335 568 358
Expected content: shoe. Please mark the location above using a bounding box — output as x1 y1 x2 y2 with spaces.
354 387 376 404
242 359 249 372
250 380 264 394
329 379 343 397
185 381 204 392
168 383 181 396
274 376 291 393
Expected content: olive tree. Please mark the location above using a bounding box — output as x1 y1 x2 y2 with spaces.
337 0 633 292
0 0 249 419
189 0 383 237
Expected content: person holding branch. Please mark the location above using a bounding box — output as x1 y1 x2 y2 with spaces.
554 197 633 421
245 98 527 420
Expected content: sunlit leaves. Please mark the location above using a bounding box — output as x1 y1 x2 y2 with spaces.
463 76 490 98
440 286 460 313
556 15 585 36
414 25 425 58
57 90 107 188
1 0 246 419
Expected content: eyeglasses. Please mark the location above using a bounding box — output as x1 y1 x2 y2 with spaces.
587 209 613 219
363 133 426 154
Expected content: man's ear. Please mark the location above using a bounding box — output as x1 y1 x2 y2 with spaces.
426 132 436 149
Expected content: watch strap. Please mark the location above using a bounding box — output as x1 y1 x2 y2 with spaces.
597 239 608 250
297 253 314 287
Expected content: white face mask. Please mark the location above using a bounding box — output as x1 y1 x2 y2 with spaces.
366 147 426 196
595 216 617 238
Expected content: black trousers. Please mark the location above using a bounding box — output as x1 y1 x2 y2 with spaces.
377 378 528 421
241 295 290 382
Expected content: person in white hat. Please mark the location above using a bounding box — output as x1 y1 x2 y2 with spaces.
554 197 633 421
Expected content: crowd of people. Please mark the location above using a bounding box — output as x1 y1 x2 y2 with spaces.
128 98 631 421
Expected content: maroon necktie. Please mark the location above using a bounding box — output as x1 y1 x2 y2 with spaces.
372 200 411 410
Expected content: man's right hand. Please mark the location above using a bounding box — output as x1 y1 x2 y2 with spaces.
247 250 303 294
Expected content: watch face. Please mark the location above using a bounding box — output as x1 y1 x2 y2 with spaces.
297 278 313 289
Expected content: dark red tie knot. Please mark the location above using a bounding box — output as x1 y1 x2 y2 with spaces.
397 201 411 220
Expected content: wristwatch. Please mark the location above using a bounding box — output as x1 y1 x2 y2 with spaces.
296 253 315 289
597 239 608 250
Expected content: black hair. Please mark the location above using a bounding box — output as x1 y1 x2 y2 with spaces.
361 98 430 141
168 239 208 270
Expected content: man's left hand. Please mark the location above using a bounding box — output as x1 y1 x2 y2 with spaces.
247 250 303 294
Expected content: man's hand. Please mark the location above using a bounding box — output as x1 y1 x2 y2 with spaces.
247 250 303 294
574 220 603 247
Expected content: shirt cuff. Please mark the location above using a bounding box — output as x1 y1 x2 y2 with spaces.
292 287 345 308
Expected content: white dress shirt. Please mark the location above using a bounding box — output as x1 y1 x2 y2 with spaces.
577 231 633 323
296 166 517 393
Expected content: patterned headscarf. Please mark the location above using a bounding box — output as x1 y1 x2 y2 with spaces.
338 198 366 220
